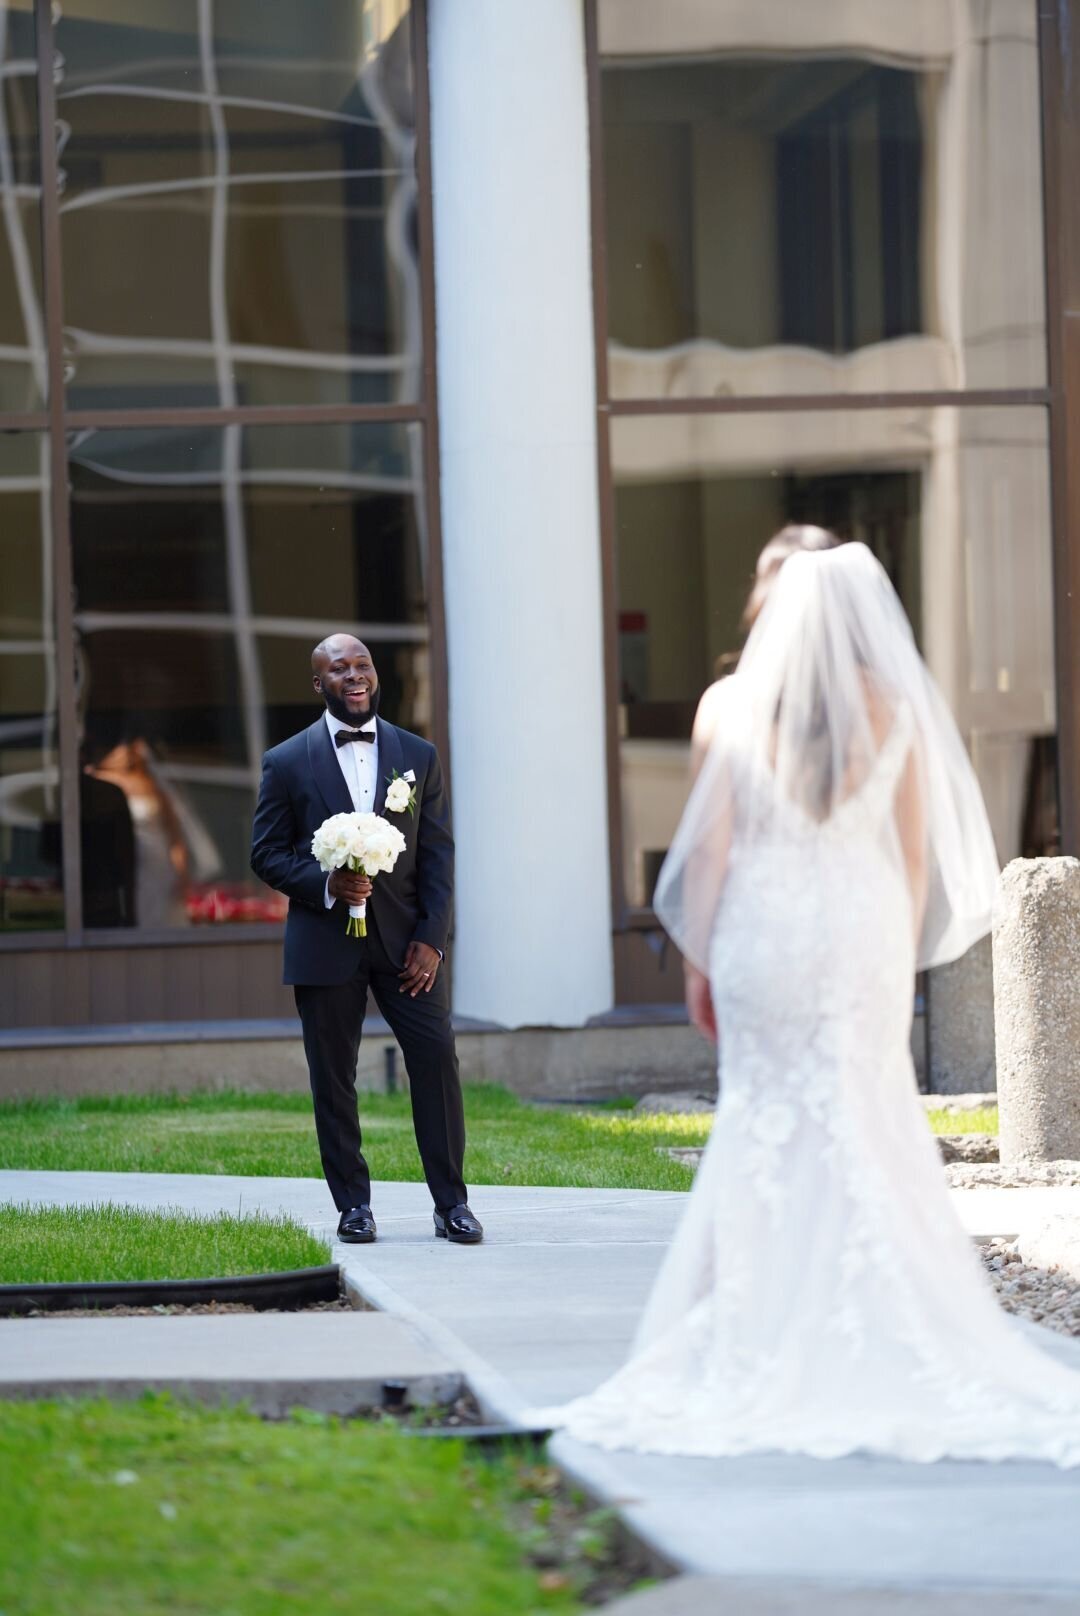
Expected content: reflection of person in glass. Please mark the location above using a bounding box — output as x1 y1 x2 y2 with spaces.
78 766 137 930
84 738 189 928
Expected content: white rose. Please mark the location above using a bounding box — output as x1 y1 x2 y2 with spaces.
373 825 406 869
311 824 348 870
385 779 412 813
370 823 406 869
338 814 406 875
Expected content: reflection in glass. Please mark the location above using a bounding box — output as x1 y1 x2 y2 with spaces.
0 1 44 409
69 421 429 928
611 407 1055 907
0 433 62 930
56 1 419 408
599 0 1045 397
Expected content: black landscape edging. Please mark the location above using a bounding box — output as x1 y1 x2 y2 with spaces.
0 1264 342 1316
404 1423 554 1446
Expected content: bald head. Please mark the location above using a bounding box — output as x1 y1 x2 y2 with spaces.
311 634 379 725
311 632 369 674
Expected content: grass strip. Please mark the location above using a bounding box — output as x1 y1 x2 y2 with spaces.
0 1087 998 1194
925 1106 999 1136
0 1085 703 1192
0 1396 600 1616
0 1204 329 1285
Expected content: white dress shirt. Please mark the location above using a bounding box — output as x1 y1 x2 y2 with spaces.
323 710 378 908
325 709 378 811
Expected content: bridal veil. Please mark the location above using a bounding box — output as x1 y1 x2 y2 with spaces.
654 542 1001 975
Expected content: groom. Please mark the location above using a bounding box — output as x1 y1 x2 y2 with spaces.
250 633 482 1246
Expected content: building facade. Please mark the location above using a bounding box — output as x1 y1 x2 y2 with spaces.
2 0 1078 1070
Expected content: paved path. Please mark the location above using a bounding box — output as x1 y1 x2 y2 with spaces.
604 1580 1080 1615
0 1311 460 1415
3 1169 1080 1595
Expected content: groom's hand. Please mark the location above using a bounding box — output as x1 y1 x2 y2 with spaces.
400 941 440 996
328 869 373 904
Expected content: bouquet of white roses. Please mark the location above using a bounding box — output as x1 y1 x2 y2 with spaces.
311 811 407 938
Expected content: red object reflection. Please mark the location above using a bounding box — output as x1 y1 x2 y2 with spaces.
186 884 288 925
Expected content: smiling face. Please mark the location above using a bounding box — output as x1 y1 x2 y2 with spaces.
311 635 380 726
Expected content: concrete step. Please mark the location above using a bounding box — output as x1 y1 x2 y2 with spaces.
602 1579 1080 1615
0 1311 461 1416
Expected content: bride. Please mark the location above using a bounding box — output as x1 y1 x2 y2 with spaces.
547 535 1080 1465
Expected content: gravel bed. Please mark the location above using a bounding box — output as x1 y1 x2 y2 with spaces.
15 1298 356 1319
636 1091 715 1114
945 1160 1080 1189
666 1138 1006 1172
937 1135 998 1164
980 1238 1080 1337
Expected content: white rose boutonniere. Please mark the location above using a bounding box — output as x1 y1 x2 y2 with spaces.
385 769 417 817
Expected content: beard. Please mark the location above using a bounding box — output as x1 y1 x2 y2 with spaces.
323 683 381 727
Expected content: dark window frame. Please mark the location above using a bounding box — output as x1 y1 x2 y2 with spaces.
584 0 1071 940
0 0 446 956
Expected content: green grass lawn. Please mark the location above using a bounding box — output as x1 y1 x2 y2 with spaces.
926 1106 998 1135
0 1086 998 1194
0 1086 704 1191
0 1204 329 1285
0 1396 603 1616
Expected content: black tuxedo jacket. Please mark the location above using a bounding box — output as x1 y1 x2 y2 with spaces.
250 716 454 985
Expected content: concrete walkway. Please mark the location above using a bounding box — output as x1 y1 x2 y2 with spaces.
603 1580 1080 1615
3 1169 1080 1597
0 1311 460 1415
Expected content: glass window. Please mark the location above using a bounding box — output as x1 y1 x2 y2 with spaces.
0 1 45 410
56 1 419 408
0 433 62 931
611 407 1056 907
599 0 1046 397
69 420 429 929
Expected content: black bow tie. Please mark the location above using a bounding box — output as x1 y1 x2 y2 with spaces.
335 727 376 748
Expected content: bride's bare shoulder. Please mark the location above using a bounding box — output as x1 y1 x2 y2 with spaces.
691 676 740 776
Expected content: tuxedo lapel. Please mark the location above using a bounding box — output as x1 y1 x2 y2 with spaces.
374 718 404 815
307 718 354 818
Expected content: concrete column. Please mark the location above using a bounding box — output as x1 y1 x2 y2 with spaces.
428 0 614 1026
993 858 1080 1162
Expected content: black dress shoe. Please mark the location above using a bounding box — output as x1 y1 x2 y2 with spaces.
433 1204 483 1244
337 1205 377 1243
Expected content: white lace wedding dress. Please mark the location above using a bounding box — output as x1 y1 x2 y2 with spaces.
548 704 1080 1465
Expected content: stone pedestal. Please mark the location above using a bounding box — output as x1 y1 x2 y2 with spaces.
993 857 1080 1163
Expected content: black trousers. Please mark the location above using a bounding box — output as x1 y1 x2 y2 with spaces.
294 929 467 1215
